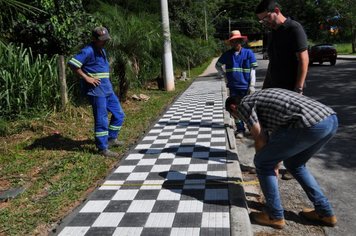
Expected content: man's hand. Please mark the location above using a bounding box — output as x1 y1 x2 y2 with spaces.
84 76 101 87
248 86 256 94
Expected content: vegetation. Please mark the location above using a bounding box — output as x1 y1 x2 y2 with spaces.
0 78 200 235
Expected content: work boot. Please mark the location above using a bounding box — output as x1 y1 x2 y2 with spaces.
100 149 120 158
299 208 337 227
250 212 285 229
108 139 124 147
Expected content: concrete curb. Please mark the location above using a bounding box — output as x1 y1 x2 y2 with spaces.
222 83 253 236
337 55 356 61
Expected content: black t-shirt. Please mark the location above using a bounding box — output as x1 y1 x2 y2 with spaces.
264 18 308 90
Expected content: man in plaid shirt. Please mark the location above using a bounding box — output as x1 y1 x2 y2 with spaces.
225 88 338 229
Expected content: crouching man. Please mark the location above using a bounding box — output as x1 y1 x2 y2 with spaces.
225 88 338 229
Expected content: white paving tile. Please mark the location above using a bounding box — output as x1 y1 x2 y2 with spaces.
137 159 156 166
177 200 204 212
92 212 124 227
158 153 176 159
125 153 144 160
157 189 182 200
114 165 136 173
126 172 149 181
145 213 175 228
188 164 208 172
150 165 171 173
172 158 191 165
113 227 143 236
112 189 139 200
79 200 110 213
170 228 200 236
127 200 156 212
58 227 90 236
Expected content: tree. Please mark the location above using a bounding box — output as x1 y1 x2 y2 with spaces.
10 0 97 55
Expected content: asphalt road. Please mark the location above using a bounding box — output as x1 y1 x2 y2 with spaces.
255 54 356 236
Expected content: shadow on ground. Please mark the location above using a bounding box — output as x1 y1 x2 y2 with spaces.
25 134 95 153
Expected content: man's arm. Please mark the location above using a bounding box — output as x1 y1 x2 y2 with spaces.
295 50 309 92
215 61 225 79
70 66 100 87
249 122 267 153
248 68 256 94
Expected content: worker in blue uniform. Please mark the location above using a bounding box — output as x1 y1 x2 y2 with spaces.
216 30 258 138
68 26 125 157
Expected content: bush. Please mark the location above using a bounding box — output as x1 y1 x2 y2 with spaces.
0 44 61 119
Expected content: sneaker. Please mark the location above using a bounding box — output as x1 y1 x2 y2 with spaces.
108 139 124 147
234 131 244 139
100 149 120 158
299 208 337 227
250 212 285 229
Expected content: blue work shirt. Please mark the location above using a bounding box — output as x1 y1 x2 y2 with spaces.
68 43 114 97
216 48 258 90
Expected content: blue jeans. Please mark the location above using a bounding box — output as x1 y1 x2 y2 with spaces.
254 114 338 219
89 93 125 150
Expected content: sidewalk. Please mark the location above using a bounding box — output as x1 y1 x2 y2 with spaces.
337 54 356 60
54 59 252 236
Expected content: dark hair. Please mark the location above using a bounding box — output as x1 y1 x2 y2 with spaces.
255 0 276 14
225 96 243 113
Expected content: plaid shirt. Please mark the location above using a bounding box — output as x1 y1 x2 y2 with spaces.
237 88 335 132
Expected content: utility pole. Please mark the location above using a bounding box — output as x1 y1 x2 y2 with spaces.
160 0 175 91
204 3 208 41
228 18 231 36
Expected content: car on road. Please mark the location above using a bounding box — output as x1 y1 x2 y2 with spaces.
308 44 337 66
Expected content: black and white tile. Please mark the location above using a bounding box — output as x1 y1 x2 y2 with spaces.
58 78 231 236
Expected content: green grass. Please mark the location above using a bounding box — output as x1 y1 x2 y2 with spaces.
0 60 212 236
334 43 355 54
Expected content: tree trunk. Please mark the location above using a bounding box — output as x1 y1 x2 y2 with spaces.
117 61 129 102
58 55 68 108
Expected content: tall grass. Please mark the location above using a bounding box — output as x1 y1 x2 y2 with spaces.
0 44 60 119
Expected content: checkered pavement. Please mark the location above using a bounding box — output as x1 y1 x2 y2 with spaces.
57 77 232 236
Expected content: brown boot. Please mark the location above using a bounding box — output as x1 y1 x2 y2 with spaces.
300 208 337 227
250 212 285 229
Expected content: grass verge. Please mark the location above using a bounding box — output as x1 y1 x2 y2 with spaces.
0 59 212 236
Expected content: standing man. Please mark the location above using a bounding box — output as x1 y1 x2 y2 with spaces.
225 88 338 229
256 0 309 179
216 30 258 136
68 27 125 158
255 0 309 93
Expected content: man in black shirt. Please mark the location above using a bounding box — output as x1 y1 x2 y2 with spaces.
255 0 309 93
255 0 309 181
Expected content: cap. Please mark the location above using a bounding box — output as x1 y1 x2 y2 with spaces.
92 27 111 41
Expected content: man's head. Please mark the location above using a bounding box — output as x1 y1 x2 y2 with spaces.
255 0 284 29
92 26 111 48
228 30 247 51
225 96 243 119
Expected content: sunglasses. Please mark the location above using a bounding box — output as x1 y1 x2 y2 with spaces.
259 12 273 24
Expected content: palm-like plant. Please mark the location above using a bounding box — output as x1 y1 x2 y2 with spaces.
0 0 44 44
95 3 162 101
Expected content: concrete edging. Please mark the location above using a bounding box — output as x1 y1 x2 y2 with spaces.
222 82 253 236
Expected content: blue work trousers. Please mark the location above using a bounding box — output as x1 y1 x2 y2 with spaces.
88 93 125 150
